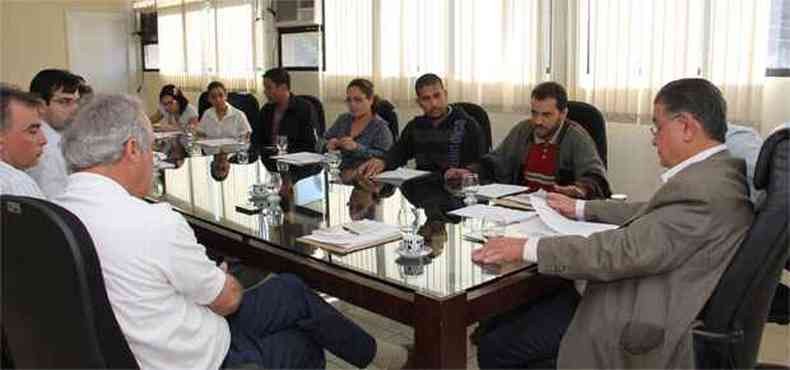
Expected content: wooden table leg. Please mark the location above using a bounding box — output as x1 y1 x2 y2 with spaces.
414 293 468 369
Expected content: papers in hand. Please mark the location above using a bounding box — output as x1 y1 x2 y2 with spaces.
271 152 326 166
475 184 529 199
374 168 431 185
529 195 617 237
450 204 537 224
301 220 401 250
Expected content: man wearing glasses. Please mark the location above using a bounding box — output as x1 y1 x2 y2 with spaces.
26 69 82 198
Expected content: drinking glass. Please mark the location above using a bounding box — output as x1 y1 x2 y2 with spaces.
236 134 250 164
276 135 288 155
326 150 342 181
481 218 507 241
462 173 480 205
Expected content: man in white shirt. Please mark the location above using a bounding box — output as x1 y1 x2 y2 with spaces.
0 84 47 198
26 69 82 198
472 78 753 369
55 94 408 370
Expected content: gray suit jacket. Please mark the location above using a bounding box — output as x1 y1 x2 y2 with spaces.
537 151 753 368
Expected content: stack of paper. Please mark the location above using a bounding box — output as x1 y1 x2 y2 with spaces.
196 138 244 154
298 220 401 253
449 204 537 224
475 183 529 199
529 195 618 237
374 168 431 185
271 152 326 166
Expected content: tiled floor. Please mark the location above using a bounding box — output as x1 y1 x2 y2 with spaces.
325 279 790 369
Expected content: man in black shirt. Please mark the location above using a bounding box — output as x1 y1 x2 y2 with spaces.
252 68 318 158
357 73 486 178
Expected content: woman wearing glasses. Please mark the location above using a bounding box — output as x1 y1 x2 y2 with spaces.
324 78 393 172
149 85 199 132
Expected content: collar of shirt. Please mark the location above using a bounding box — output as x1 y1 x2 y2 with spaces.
533 120 566 144
41 120 62 144
0 159 19 173
660 144 728 183
67 172 132 198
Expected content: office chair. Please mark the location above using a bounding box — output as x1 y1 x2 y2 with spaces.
452 102 492 152
566 101 608 168
197 90 211 119
296 95 326 137
1 195 138 369
693 127 789 369
375 99 399 143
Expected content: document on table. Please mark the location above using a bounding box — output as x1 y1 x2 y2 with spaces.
529 194 617 237
475 183 529 199
196 138 239 147
449 204 537 224
271 152 326 166
373 168 431 185
298 220 401 253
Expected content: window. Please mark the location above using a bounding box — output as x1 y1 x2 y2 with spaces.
768 0 790 76
278 25 323 71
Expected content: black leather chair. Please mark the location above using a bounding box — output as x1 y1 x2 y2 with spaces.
694 127 789 369
228 91 261 129
197 90 211 119
296 95 326 137
566 101 608 168
376 99 399 142
452 102 492 152
1 195 138 369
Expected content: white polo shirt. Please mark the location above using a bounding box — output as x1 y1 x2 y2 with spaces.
26 122 69 198
197 103 252 139
0 160 45 199
55 173 230 370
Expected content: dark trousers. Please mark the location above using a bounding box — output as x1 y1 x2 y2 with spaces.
222 273 376 369
477 285 580 369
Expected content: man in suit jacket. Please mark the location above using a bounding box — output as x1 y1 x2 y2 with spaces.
472 78 753 369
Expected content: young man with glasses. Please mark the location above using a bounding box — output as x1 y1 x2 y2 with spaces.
26 69 82 198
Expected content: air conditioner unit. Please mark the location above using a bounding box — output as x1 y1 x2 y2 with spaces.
273 0 322 27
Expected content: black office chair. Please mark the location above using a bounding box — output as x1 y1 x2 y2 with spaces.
768 283 789 325
228 92 261 129
693 127 789 369
376 99 399 142
197 90 211 119
566 101 608 168
452 102 492 152
1 195 138 369
296 95 326 137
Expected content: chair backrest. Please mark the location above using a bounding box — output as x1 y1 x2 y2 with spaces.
197 90 211 119
566 101 608 168
452 102 492 151
1 195 138 369
296 94 326 136
375 99 399 142
696 128 789 369
228 92 261 129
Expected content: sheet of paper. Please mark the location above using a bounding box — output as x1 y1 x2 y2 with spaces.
475 183 529 199
302 221 400 249
154 131 182 140
271 152 326 166
529 195 618 237
196 138 239 147
449 204 537 224
374 168 431 184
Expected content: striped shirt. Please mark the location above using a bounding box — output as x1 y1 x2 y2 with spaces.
0 160 45 199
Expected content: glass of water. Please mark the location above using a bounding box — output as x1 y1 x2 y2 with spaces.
276 135 288 155
236 134 250 164
462 173 480 205
481 218 507 241
326 150 342 181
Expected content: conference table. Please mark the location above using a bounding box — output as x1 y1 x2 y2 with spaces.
154 150 564 368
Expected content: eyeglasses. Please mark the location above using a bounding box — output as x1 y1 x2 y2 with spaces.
649 114 681 136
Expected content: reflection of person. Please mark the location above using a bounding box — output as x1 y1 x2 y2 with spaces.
357 73 486 178
55 94 410 370
210 153 231 181
197 81 252 140
325 78 393 170
448 82 610 200
149 85 199 132
472 78 753 369
0 85 47 198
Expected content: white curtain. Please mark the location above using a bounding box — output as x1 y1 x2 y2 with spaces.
568 0 769 126
157 0 257 91
321 0 541 111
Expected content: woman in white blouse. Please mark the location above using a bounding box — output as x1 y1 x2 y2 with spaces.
148 85 198 132
197 81 252 140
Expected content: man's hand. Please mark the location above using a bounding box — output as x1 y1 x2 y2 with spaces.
338 137 359 151
471 237 527 264
356 158 386 178
444 167 473 180
546 192 578 219
326 138 339 151
554 184 587 199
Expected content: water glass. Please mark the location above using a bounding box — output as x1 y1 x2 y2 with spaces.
276 135 288 155
462 173 480 205
236 134 250 164
326 150 342 180
481 218 507 240
266 172 283 195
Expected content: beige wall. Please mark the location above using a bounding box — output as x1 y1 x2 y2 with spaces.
0 0 129 89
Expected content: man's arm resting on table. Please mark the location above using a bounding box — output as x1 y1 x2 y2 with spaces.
208 273 244 316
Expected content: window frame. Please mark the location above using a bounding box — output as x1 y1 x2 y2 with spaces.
277 25 325 72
